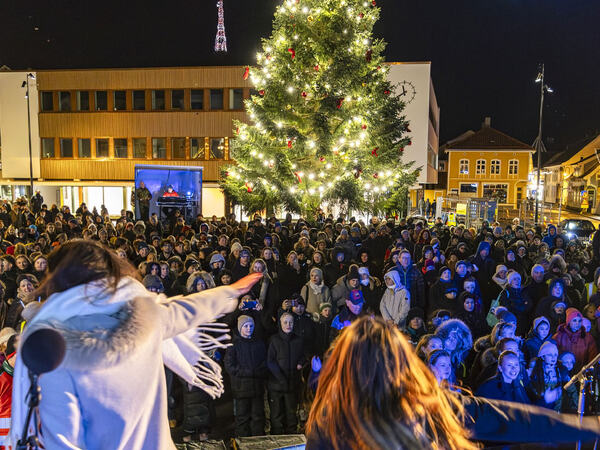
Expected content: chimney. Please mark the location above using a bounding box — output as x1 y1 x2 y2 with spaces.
482 117 491 128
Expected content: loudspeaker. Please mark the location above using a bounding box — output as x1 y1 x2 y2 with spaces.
232 434 306 450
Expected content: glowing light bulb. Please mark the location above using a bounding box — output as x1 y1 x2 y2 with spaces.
365 183 371 189
326 163 332 169
308 140 316 148
287 86 294 93
276 122 283 128
308 173 315 180
302 6 309 13
308 188 315 195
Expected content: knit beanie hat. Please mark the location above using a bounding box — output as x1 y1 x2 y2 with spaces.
143 274 164 291
406 307 425 324
507 270 521 286
357 267 370 277
438 266 451 277
231 242 243 253
496 309 517 324
237 315 254 334
495 264 508 275
310 267 323 279
347 265 360 281
319 302 332 312
566 307 582 326
538 341 558 358
533 316 550 331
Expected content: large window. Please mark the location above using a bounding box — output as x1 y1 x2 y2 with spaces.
77 91 89 111
133 90 145 110
113 91 127 111
483 184 508 204
41 92 54 111
191 138 205 159
78 138 91 158
459 159 469 175
59 92 71 112
209 138 225 159
460 183 478 194
96 138 109 158
427 145 437 168
476 159 486 175
171 138 186 159
60 138 73 157
114 139 128 158
152 138 167 159
171 90 184 109
95 91 108 110
210 89 223 110
151 90 165 110
191 89 204 110
41 138 55 157
133 138 147 158
229 89 244 110
491 159 501 175
509 159 519 175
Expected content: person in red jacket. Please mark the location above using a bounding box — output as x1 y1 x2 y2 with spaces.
0 335 17 450
553 308 597 372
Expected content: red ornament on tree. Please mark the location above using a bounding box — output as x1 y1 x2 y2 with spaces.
354 169 363 179
288 48 296 59
373 173 379 179
361 124 367 129
259 89 265 96
336 98 344 109
399 147 404 152
294 172 303 183
372 0 376 5
408 140 412 146
384 89 391 95
245 182 253 193
314 65 320 71
376 65 381 71
242 66 250 80
371 147 379 157
301 91 307 98
319 156 325 162
288 140 293 148
235 127 240 134
358 12 364 19
366 49 372 62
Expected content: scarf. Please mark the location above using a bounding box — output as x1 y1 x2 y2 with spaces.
11 277 231 443
309 281 324 296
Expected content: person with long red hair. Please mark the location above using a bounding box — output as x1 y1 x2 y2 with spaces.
306 316 600 449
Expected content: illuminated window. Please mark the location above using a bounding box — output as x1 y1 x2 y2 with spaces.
460 183 477 194
483 184 508 203
209 138 225 159
509 159 519 175
491 159 501 175
476 159 486 175
459 159 469 174
191 138 205 159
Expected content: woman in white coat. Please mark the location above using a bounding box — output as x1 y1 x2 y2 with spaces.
11 240 261 449
380 270 411 328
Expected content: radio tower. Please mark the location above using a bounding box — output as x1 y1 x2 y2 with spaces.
214 0 227 52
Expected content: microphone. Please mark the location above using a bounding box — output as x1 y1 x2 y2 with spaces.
21 328 66 376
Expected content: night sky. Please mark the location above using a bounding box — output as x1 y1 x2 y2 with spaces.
1 0 599 154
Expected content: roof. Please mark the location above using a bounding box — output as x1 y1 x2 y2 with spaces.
543 135 600 167
446 126 533 151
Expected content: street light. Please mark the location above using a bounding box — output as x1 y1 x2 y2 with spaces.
533 64 552 225
21 73 36 199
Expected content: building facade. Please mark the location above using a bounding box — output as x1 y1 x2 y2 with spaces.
446 118 534 208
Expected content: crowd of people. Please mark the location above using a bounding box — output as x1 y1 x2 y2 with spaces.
2 196 600 444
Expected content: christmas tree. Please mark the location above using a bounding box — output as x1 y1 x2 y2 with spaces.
221 0 418 216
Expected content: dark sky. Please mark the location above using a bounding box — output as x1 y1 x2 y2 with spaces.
2 0 599 153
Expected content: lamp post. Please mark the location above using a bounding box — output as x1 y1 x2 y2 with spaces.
533 64 552 225
22 73 36 199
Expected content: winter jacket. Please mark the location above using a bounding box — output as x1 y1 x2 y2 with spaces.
224 336 267 398
379 271 410 327
300 282 331 316
331 275 356 308
498 287 532 336
553 324 598 371
524 331 556 362
476 374 530 404
428 279 458 316
330 307 364 343
454 309 490 340
267 330 305 393
391 264 426 310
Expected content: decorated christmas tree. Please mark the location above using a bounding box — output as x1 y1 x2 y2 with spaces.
221 0 418 216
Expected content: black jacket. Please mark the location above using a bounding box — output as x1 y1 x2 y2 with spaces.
224 335 268 398
267 330 305 392
476 374 530 404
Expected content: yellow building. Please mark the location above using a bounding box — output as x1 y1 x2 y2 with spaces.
446 118 534 208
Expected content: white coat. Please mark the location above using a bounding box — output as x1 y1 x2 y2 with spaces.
380 271 411 327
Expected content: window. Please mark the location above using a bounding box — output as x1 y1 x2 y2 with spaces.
133 90 145 110
171 90 184 109
427 145 437 168
191 89 204 110
460 183 478 194
41 138 55 157
191 138 205 159
438 161 447 172
78 138 91 158
459 159 469 175
151 90 165 110
113 91 127 111
59 138 73 157
77 91 89 111
96 138 109 158
41 92 54 111
152 138 167 159
229 88 244 110
95 91 108 110
59 92 71 111
209 138 225 159
483 184 508 204
476 159 486 175
210 89 223 110
133 138 147 158
171 138 186 159
509 159 519 175
491 159 501 175
114 139 128 158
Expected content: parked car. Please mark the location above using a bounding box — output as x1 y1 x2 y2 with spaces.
559 219 596 242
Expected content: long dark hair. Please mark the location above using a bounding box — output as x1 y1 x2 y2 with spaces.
36 239 139 300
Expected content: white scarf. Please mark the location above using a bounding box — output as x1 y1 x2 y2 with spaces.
309 281 324 296
11 277 231 444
